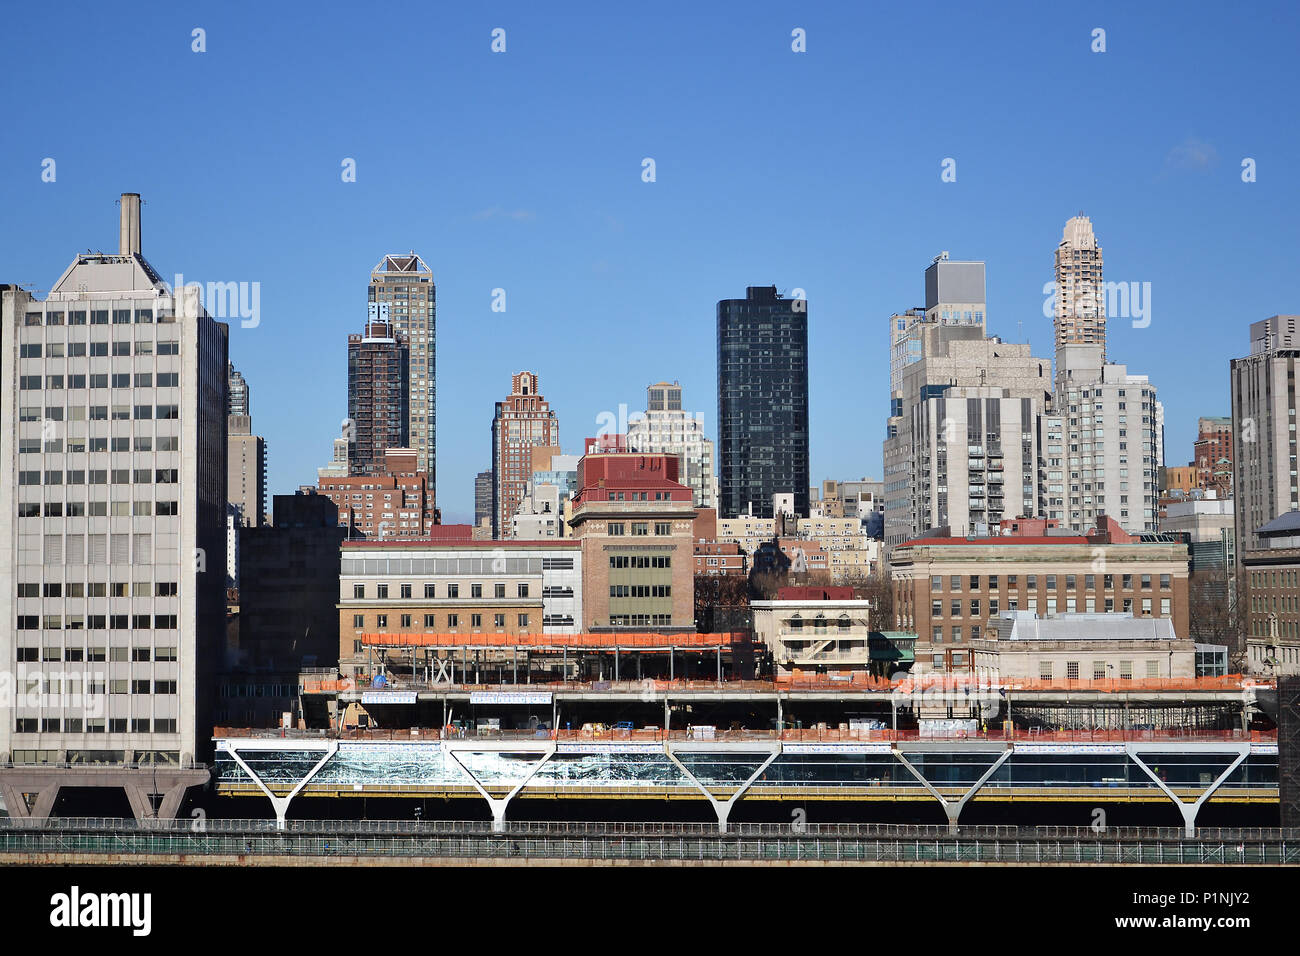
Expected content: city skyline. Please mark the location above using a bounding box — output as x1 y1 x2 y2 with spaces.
1 5 1296 525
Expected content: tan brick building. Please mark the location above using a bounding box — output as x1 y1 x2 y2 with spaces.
568 453 696 631
890 517 1190 674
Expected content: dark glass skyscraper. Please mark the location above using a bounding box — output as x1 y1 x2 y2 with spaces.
717 286 810 518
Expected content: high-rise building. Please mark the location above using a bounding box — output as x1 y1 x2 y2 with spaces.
883 257 1052 551
1049 216 1163 535
227 362 250 417
474 470 493 528
1231 316 1300 556
1054 214 1106 368
717 286 810 518
1054 362 1163 533
0 194 226 808
227 413 266 528
626 381 716 509
367 254 436 488
347 316 409 477
491 371 560 537
225 363 265 528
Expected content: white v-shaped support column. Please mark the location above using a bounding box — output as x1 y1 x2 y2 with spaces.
443 741 556 832
894 747 1013 834
1126 743 1251 837
225 741 338 830
665 742 782 833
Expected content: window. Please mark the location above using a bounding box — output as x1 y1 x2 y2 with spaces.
471 584 482 598
353 584 365 599
352 614 364 628
447 584 459 598
471 613 482 628
608 523 625 536
375 614 388 628
424 584 436 598
376 584 388 599
494 583 506 599
1067 661 1080 680
400 614 411 628
1039 661 1053 681
400 583 412 599
655 522 671 535
424 614 437 628
494 614 505 628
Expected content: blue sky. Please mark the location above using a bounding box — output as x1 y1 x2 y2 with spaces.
2 1 1297 522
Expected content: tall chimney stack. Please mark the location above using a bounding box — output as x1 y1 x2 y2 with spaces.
119 192 141 256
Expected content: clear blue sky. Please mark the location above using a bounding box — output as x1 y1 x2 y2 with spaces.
3 1 1297 522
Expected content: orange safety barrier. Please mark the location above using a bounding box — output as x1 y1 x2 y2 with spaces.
358 631 748 649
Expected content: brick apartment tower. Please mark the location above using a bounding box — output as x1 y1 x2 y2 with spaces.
347 314 409 477
491 371 560 538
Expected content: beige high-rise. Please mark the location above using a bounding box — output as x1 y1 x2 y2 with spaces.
368 254 435 486
1054 215 1105 358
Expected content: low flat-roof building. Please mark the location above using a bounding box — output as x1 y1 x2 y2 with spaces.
986 611 1194 682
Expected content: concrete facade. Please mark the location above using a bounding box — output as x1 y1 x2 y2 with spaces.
1231 316 1300 557
1 194 228 777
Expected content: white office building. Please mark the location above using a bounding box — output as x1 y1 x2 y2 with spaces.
0 195 226 818
626 382 716 510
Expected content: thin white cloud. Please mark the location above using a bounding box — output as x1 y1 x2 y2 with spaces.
474 206 536 222
1163 136 1219 173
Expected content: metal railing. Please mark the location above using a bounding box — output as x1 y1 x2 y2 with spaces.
213 725 1278 744
1 817 1296 864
